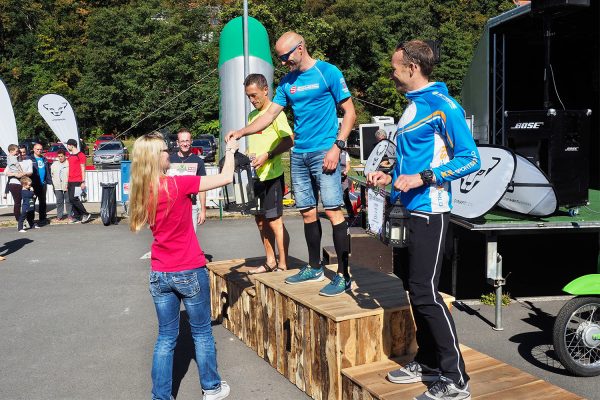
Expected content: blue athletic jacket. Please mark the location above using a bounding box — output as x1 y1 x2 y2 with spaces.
390 82 480 213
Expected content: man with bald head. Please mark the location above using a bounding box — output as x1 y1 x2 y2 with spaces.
226 31 356 297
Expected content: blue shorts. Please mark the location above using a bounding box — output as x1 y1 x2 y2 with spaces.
291 150 343 210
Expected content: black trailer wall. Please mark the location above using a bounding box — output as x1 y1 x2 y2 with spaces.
490 3 600 187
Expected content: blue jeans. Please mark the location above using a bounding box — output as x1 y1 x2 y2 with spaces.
149 267 222 400
291 150 343 210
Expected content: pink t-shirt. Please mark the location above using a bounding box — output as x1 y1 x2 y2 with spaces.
150 175 206 272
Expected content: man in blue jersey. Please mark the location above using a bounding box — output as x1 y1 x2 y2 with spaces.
225 31 356 297
367 40 480 400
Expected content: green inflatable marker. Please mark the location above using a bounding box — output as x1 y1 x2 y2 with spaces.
219 16 273 153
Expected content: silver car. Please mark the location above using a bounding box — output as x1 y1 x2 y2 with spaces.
93 141 129 169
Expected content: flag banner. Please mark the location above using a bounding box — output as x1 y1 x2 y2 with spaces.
498 153 557 216
0 79 19 153
37 94 79 145
451 145 516 219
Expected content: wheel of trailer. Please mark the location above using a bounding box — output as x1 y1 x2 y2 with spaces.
553 296 600 376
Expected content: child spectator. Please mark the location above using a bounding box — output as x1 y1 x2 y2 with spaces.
18 176 38 232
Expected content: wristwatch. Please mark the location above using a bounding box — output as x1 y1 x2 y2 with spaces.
334 139 346 150
267 151 274 160
419 169 434 185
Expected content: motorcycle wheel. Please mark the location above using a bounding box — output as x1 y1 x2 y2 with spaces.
553 296 600 376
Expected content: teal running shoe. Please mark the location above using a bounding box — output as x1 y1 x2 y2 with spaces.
319 274 352 297
284 265 325 285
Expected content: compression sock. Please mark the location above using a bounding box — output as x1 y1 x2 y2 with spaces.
332 220 350 279
304 220 322 268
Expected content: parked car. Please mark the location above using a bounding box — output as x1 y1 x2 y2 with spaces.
93 141 129 169
197 134 217 152
167 134 179 151
192 139 215 162
94 134 116 151
19 138 44 156
44 143 67 163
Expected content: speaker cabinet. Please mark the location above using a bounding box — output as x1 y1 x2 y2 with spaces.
505 109 591 207
531 0 590 12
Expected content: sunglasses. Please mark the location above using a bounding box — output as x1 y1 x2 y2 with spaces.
278 41 302 62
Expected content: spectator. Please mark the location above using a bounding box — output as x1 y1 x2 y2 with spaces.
3 144 22 201
18 176 38 232
51 149 72 221
128 132 238 400
29 143 52 224
66 138 91 223
242 73 294 274
5 145 33 221
167 128 207 232
375 128 387 142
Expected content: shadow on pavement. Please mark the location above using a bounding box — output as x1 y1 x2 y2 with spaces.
0 238 34 256
508 300 568 375
453 301 496 329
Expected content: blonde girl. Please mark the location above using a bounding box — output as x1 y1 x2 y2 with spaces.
129 132 237 400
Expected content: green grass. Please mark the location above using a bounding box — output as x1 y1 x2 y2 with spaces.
480 292 512 306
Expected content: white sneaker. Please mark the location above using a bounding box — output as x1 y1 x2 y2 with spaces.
33 224 40 229
18 229 26 233
81 214 91 223
203 381 230 400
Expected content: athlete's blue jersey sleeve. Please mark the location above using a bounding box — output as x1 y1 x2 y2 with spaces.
432 105 480 184
273 76 289 108
324 64 351 104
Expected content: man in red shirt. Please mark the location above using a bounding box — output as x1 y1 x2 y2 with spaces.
66 139 91 223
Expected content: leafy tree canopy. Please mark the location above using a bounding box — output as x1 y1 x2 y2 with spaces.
0 0 514 143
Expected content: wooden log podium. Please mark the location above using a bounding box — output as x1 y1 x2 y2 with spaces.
207 258 454 400
208 258 584 400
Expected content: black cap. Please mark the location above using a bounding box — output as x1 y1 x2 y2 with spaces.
66 139 78 147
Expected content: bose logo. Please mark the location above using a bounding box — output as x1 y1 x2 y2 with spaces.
511 122 544 129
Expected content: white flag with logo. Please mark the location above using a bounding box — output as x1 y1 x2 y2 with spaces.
0 79 19 153
37 94 79 144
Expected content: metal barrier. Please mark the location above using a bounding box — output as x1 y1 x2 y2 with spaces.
0 166 223 207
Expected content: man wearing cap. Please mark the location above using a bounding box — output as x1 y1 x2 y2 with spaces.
226 31 356 297
66 139 91 223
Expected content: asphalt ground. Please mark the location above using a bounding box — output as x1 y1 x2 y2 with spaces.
0 210 598 399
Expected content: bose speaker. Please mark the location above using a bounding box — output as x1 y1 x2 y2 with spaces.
504 109 592 208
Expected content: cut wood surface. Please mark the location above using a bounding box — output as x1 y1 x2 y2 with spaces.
209 258 455 400
254 264 454 322
341 345 585 400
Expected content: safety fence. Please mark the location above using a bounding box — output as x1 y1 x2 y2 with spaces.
0 166 222 206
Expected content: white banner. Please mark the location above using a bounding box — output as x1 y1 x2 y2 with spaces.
37 94 79 145
451 145 516 219
0 79 19 153
498 153 557 216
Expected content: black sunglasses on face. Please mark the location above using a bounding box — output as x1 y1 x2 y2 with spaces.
278 41 302 62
